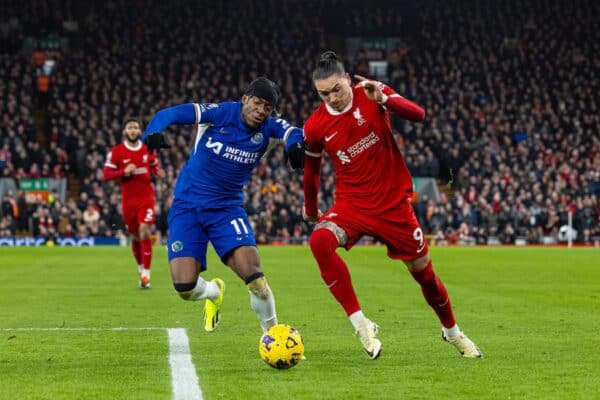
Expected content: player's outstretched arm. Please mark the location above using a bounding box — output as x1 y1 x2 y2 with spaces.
354 75 425 122
142 103 197 151
382 93 425 122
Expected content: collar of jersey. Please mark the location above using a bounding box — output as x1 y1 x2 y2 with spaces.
324 90 354 116
124 140 142 151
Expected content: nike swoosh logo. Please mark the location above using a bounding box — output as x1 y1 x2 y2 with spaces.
324 132 338 142
365 346 382 359
327 280 338 288
437 298 449 307
123 159 131 163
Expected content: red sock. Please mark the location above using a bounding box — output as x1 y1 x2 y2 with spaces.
309 229 361 316
131 240 142 265
410 261 456 328
139 238 152 270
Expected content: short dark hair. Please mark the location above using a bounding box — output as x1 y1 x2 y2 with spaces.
122 117 142 130
312 51 346 81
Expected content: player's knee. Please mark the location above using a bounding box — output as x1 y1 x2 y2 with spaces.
246 273 271 300
309 228 338 256
406 255 431 274
138 225 151 239
174 282 196 300
409 258 435 282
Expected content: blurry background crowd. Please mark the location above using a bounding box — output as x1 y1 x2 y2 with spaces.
1 0 598 245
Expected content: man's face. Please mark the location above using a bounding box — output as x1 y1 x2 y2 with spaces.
314 73 353 112
241 95 274 128
123 121 141 143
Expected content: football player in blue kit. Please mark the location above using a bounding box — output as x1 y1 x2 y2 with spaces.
142 77 304 332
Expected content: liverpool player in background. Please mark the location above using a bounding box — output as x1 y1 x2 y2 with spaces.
302 51 482 359
103 118 165 289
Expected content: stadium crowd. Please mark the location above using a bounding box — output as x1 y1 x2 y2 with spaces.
1 0 598 245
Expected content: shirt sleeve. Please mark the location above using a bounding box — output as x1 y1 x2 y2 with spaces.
302 119 322 216
265 117 303 151
103 150 124 181
195 102 228 125
303 121 323 158
380 84 426 122
104 150 119 169
142 103 197 140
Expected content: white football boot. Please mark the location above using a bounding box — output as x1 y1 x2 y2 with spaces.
442 330 483 358
355 319 382 359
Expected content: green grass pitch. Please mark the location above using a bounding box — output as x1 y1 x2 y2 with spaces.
0 246 598 399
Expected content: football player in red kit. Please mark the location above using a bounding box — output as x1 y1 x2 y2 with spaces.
302 51 482 359
103 118 165 288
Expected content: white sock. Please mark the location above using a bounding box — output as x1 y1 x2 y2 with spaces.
249 285 277 331
442 324 461 338
141 269 150 279
349 310 366 331
187 278 220 301
137 265 143 275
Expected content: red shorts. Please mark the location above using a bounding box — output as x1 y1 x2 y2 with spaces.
122 202 156 234
320 198 428 261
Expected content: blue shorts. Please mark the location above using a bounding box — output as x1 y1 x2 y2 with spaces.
167 202 256 270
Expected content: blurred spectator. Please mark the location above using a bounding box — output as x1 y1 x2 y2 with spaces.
0 0 597 246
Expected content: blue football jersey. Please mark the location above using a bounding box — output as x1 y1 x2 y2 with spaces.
174 101 298 208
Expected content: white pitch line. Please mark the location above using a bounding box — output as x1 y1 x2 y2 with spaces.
168 328 203 400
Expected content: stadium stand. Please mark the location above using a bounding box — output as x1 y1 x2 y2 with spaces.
0 0 598 245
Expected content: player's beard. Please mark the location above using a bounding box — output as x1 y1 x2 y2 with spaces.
125 133 141 145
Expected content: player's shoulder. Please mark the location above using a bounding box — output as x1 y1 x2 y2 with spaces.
265 115 294 132
352 84 373 105
202 101 239 123
196 101 234 115
109 143 126 155
304 104 328 137
204 101 239 112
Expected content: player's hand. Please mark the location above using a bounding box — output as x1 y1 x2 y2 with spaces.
144 133 171 152
156 168 166 178
302 206 323 223
285 142 305 170
354 75 387 105
124 163 136 177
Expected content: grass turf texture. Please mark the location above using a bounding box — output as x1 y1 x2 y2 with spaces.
0 246 598 399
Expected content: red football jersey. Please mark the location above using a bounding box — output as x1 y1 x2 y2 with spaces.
304 84 414 212
104 141 158 206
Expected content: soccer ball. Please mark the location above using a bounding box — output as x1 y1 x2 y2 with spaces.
259 324 304 369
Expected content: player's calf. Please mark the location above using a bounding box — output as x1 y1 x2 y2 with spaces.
173 278 220 301
174 282 197 300
246 273 277 331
